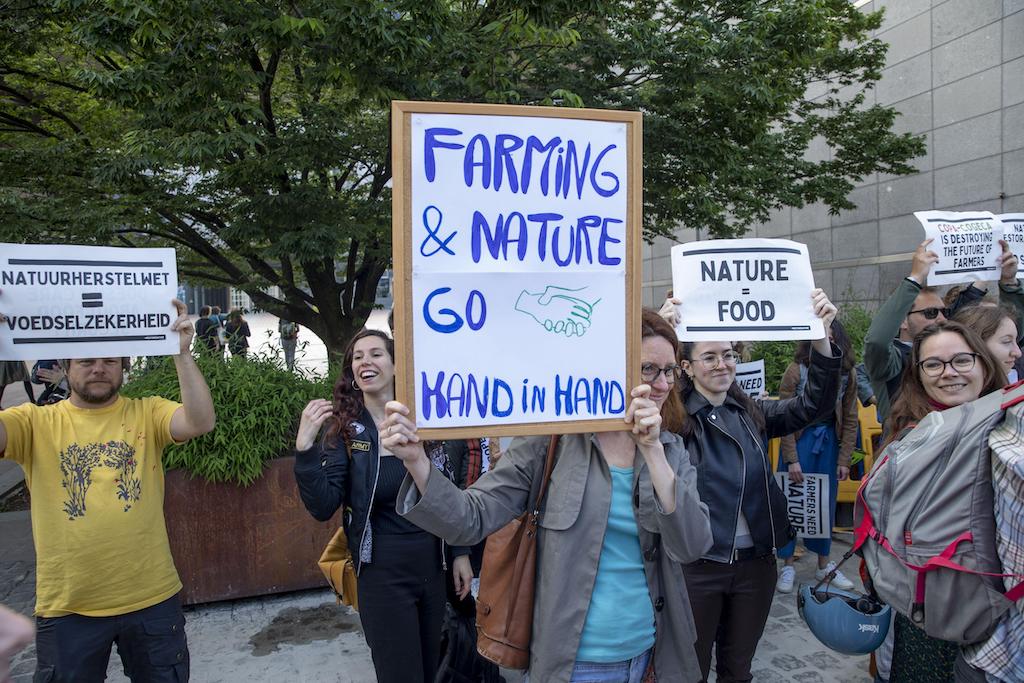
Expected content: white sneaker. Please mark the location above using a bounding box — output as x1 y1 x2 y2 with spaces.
815 561 855 590
777 565 796 593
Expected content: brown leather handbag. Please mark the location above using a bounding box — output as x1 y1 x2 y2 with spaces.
475 435 559 669
318 526 359 611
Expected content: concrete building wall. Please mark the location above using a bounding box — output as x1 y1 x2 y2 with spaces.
643 0 1024 311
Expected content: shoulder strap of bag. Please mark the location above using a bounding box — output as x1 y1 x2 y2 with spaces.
530 435 560 516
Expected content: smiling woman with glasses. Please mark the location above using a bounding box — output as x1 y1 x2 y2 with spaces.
663 288 844 683
876 321 1004 682
377 309 713 682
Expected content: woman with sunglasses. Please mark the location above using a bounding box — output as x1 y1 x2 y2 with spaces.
382 309 713 682
879 321 1004 683
670 288 842 683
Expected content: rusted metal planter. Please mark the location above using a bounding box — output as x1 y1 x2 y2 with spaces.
164 455 338 606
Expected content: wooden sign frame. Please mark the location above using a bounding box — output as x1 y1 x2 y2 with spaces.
391 100 642 439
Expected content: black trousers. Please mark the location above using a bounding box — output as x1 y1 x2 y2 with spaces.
682 555 777 683
34 594 188 682
357 532 445 683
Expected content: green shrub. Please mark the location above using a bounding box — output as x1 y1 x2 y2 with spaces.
122 353 330 485
749 301 873 395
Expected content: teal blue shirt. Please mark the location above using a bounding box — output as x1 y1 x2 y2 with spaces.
576 466 656 663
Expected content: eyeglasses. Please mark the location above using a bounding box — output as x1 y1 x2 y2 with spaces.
908 307 950 320
641 363 682 384
693 351 741 369
918 352 977 377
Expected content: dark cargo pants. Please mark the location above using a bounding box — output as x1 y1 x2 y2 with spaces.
34 594 188 682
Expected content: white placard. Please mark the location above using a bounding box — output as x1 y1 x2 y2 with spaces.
670 238 823 341
774 472 831 539
0 244 179 360
913 210 1003 286
735 359 766 398
404 109 634 431
999 213 1024 279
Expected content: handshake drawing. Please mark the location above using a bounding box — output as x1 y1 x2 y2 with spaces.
514 286 600 338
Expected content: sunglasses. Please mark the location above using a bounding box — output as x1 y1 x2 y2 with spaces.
908 306 950 320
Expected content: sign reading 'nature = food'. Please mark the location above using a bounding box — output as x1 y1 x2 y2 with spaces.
392 102 642 438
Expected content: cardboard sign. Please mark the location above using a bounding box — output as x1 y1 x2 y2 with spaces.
670 238 823 341
774 472 831 539
735 359 766 398
392 101 642 438
1000 213 1024 279
913 210 1003 286
0 244 179 360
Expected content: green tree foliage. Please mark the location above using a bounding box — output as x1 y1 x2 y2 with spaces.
121 353 328 484
751 301 873 394
0 1 924 361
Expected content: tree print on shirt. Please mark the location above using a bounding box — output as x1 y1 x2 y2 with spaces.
58 440 141 518
101 441 141 511
59 443 103 520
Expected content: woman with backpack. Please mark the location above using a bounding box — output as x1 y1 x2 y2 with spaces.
383 309 714 682
775 319 860 595
292 329 473 683
881 320 1004 682
668 288 842 682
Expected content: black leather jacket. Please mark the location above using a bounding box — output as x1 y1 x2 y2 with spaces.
680 347 842 563
293 407 470 573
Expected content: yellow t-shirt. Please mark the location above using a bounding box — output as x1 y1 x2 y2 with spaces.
0 396 184 617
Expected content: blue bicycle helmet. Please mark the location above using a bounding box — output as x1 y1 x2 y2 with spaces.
797 584 891 655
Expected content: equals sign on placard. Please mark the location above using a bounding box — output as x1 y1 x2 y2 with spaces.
741 288 750 295
82 293 103 308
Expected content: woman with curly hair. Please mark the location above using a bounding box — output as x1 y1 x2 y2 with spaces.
292 328 473 683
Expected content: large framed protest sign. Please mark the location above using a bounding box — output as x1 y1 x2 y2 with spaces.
912 211 1004 286
0 244 179 360
391 101 642 438
670 238 824 342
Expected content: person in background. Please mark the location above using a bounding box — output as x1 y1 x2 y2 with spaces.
863 238 1020 425
194 305 221 355
31 361 69 406
953 305 1022 383
293 329 473 683
775 320 859 594
224 309 251 358
279 319 300 372
667 289 841 683
855 362 876 407
384 309 713 682
0 361 34 408
0 604 33 683
0 296 215 682
880 321 1004 682
210 305 227 353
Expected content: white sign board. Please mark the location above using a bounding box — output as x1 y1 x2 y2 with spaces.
774 472 831 539
393 103 640 436
735 359 766 398
999 213 1024 279
913 210 1003 286
670 238 823 341
0 244 178 360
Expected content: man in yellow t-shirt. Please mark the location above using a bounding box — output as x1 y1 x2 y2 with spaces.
0 298 215 683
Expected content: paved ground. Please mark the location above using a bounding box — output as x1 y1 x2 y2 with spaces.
3 358 872 682
2 499 872 683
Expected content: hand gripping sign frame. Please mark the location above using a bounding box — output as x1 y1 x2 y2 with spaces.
391 101 642 439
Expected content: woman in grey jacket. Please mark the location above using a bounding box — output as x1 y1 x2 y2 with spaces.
382 309 713 683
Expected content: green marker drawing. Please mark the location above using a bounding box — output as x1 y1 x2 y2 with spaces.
514 285 601 337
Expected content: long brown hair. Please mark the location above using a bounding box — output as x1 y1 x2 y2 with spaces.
885 320 1003 443
641 308 685 434
676 341 766 439
323 329 395 447
794 319 854 373
952 303 1018 346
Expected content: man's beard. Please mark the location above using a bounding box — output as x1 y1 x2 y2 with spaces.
71 376 123 404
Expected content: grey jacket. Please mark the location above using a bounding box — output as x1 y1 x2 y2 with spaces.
398 431 713 683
